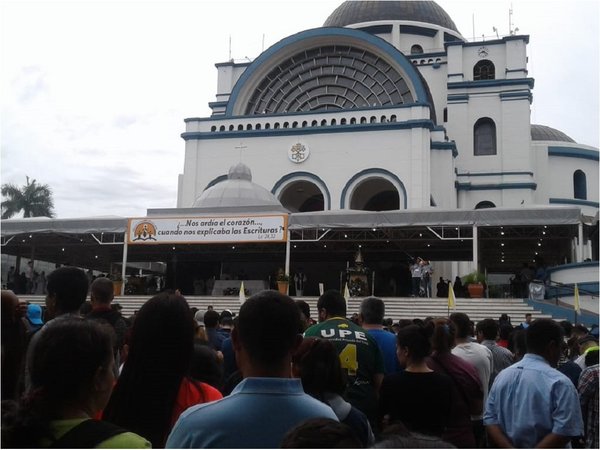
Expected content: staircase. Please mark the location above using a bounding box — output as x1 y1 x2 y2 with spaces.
112 295 557 323
19 294 560 324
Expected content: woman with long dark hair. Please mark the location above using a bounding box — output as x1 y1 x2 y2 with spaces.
102 292 222 448
1 317 149 448
379 324 452 438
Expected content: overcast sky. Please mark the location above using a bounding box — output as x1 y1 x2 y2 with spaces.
1 0 598 218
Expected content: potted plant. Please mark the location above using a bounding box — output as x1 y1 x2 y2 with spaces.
276 269 289 295
462 271 487 298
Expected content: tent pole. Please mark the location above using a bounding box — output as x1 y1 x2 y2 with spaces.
472 225 478 272
285 230 291 276
578 222 584 263
120 240 128 296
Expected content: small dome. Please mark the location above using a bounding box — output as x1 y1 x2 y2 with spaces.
324 1 459 33
193 163 285 211
228 163 252 181
531 124 576 143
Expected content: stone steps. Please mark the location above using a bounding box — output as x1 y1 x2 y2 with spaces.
20 294 560 323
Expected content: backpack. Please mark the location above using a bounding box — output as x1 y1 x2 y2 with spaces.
49 419 126 448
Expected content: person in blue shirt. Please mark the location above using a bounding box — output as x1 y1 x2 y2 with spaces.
166 290 337 448
358 296 401 374
484 318 584 448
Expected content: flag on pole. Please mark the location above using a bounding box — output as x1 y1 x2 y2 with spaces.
448 281 456 309
343 282 350 302
239 281 246 305
574 283 580 314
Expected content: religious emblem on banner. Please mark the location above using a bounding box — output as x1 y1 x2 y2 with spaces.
288 142 310 163
132 220 157 241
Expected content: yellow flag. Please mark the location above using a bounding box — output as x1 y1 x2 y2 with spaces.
574 283 580 314
343 282 350 302
239 281 246 305
448 281 456 309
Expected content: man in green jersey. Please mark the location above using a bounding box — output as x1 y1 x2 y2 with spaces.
304 290 384 427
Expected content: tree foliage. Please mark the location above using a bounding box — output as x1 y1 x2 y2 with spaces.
1 176 55 219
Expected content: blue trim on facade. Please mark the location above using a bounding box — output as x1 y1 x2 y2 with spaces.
224 27 430 117
205 174 228 190
181 120 435 141
189 102 424 123
208 101 228 108
525 298 598 327
549 198 600 208
505 68 527 73
214 61 251 68
456 171 534 177
271 172 331 210
499 92 532 102
455 182 537 191
340 168 408 209
548 146 599 162
356 24 393 34
407 51 446 59
431 141 458 157
446 35 529 48
400 25 438 37
448 94 469 101
546 261 600 275
448 78 535 89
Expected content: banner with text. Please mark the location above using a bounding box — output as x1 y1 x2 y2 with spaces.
127 215 288 244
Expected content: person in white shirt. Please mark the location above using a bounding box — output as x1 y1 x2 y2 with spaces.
450 312 493 447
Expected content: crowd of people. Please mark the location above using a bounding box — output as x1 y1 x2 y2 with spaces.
1 265 598 448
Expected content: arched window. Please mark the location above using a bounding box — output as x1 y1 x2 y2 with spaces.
574 170 587 200
475 201 496 209
474 118 497 155
246 124 252 130
473 60 495 80
411 44 423 54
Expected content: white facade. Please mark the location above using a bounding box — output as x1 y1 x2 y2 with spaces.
177 1 599 219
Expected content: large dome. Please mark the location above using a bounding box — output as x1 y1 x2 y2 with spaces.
193 163 287 212
324 1 459 33
531 124 576 143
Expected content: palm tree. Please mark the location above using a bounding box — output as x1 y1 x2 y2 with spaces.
1 176 55 219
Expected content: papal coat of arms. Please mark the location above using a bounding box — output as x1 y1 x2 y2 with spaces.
288 142 310 163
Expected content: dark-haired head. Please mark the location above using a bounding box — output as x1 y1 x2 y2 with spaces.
234 290 301 374
103 291 194 447
476 318 498 341
449 312 471 339
526 319 564 367
2 318 113 448
292 338 346 400
281 418 362 448
203 309 220 328
316 290 346 321
430 318 455 354
46 267 89 317
396 325 432 365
